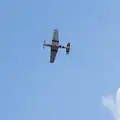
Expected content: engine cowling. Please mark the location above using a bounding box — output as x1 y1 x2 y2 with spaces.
66 42 70 54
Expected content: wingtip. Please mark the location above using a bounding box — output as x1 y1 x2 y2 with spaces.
50 61 54 63
54 28 58 31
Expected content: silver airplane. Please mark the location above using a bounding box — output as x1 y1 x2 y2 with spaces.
41 28 71 63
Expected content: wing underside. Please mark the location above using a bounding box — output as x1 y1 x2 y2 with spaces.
52 29 59 44
50 48 58 63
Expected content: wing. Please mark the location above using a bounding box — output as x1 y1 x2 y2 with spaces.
50 29 59 63
52 29 59 44
50 48 58 63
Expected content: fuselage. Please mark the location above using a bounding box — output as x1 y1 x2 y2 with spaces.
43 43 62 48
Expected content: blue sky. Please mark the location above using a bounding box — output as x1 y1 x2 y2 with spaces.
0 0 120 120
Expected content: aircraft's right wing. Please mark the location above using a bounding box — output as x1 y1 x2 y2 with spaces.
50 48 58 63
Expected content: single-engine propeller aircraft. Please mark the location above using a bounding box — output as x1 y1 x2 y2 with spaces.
41 28 71 63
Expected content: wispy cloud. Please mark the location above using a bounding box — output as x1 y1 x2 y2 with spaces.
102 88 120 120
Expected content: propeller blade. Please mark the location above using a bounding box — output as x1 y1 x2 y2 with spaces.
44 40 46 44
43 40 45 49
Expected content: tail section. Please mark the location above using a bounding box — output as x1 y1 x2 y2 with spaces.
66 42 70 54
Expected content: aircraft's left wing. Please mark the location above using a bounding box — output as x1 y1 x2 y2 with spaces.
50 48 58 63
52 29 59 44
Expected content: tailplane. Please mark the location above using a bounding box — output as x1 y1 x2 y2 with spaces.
66 42 70 54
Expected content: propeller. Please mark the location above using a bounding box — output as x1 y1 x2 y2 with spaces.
43 40 46 49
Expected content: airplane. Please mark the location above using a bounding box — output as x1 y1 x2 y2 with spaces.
41 28 71 63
